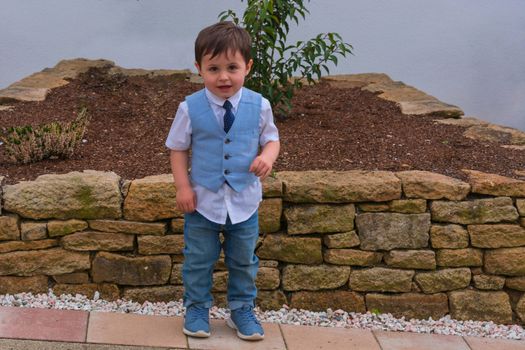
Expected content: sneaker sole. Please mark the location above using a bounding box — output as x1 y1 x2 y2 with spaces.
226 318 264 341
183 327 210 338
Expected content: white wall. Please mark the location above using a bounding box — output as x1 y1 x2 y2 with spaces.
1 0 524 130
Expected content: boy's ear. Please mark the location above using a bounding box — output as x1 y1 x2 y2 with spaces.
194 61 202 75
245 59 253 75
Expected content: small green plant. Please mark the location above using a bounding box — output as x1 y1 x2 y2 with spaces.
219 0 353 116
0 107 89 164
371 308 381 315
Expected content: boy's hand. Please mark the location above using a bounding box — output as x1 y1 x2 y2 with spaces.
176 186 197 213
249 155 273 180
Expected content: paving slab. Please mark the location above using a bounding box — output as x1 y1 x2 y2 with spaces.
0 338 185 350
281 324 381 350
0 306 88 342
373 331 470 350
464 336 525 350
87 311 186 349
187 319 285 350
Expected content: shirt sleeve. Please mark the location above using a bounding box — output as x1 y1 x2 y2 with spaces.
165 101 192 150
259 97 280 146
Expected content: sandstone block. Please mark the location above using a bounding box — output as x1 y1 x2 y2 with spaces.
277 170 401 203
20 222 47 240
257 291 288 311
171 218 184 233
256 267 280 290
291 291 366 313
212 267 280 291
0 239 58 254
53 272 90 284
123 174 181 221
449 290 512 324
356 213 430 251
349 267 414 292
384 250 436 270
464 170 525 197
505 276 525 291
53 283 120 301
0 215 20 241
92 252 171 285
262 176 282 197
324 249 382 266
138 235 184 255
517 199 525 216
0 276 48 294
431 197 518 224
170 263 183 285
472 274 505 290
366 293 448 320
284 204 354 234
430 224 469 249
396 171 470 200
436 248 483 267
88 220 166 235
517 295 525 323
468 224 525 248
323 231 360 248
0 176 3 214
47 219 88 237
259 260 279 268
414 268 471 293
485 247 525 276
0 248 90 276
358 199 427 214
61 232 134 251
3 171 122 219
282 264 350 291
256 234 322 264
259 198 282 233
123 286 184 303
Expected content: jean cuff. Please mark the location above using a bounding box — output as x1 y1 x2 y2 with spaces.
183 299 213 309
228 300 254 310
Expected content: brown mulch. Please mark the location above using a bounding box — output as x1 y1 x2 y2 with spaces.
1 67 524 185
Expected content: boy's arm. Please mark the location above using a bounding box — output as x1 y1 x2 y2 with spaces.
170 150 196 213
249 140 280 181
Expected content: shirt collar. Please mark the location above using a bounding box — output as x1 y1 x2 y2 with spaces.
205 87 243 110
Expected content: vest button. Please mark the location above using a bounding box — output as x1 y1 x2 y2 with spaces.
224 169 231 175
224 154 231 160
225 138 231 144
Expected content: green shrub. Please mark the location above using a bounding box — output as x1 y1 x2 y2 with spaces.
0 107 89 164
219 0 353 116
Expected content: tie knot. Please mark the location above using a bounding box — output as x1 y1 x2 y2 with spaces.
223 100 233 111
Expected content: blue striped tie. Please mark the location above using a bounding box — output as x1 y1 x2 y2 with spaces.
223 100 235 133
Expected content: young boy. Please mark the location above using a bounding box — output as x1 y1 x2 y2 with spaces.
165 21 280 341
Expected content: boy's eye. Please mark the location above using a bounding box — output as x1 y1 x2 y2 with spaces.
228 65 239 71
208 67 218 72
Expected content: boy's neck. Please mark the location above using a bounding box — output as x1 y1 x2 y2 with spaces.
205 87 243 105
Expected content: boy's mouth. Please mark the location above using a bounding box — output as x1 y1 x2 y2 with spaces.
218 85 232 90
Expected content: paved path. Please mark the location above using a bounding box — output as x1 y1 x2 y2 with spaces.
0 306 523 349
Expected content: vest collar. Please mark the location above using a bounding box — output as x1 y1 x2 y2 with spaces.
205 87 243 112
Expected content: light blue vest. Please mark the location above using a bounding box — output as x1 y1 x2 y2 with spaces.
186 87 261 193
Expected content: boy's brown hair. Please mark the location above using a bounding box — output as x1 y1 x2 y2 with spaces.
195 21 252 65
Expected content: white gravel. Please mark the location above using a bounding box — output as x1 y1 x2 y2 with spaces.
1 289 524 340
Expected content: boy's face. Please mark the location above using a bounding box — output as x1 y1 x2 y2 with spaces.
195 50 253 99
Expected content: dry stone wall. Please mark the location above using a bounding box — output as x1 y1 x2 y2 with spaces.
1 169 525 325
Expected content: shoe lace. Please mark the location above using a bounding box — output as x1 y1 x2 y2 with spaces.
237 306 261 325
188 306 208 321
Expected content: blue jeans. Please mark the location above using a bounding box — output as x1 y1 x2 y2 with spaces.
182 210 259 310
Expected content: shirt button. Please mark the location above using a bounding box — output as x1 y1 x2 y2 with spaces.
224 154 231 160
224 169 231 175
225 138 231 144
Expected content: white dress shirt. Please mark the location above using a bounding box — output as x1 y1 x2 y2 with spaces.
165 88 279 224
